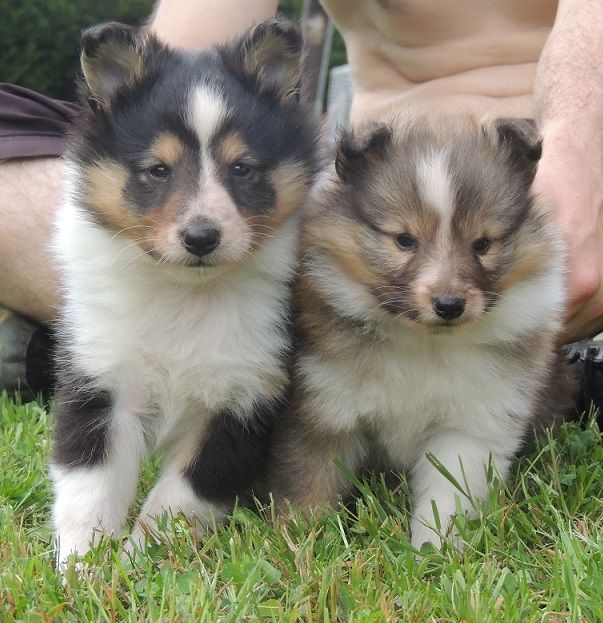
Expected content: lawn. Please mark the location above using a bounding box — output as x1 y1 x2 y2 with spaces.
1 392 602 622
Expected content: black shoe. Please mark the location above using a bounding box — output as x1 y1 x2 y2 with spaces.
0 306 56 402
563 338 603 425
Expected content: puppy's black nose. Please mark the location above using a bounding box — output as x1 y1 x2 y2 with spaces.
433 296 465 320
182 225 221 257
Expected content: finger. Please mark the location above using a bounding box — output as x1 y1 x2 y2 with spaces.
561 301 603 343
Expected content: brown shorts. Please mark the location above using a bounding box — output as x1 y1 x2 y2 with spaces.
0 83 79 160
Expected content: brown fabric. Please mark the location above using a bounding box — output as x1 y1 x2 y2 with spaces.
0 83 79 160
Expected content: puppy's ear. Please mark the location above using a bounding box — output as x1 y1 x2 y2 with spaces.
335 125 393 183
223 18 303 100
484 118 543 180
80 22 163 108
494 118 542 162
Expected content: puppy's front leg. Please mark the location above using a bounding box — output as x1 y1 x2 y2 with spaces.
409 430 514 551
51 383 145 565
132 403 275 546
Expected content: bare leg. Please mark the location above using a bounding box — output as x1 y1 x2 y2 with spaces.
0 157 63 323
150 0 277 49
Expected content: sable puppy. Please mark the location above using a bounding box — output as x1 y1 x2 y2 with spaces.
51 18 319 564
271 117 574 549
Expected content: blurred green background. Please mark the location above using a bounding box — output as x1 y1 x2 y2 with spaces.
0 0 346 101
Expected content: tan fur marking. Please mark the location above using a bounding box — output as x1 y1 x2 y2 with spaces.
218 132 248 163
150 132 185 166
138 191 188 256
497 243 550 292
82 161 135 232
268 160 312 223
247 160 312 250
83 160 188 256
477 242 502 272
308 218 381 287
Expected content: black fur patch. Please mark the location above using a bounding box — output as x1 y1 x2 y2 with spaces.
183 400 280 504
52 383 112 467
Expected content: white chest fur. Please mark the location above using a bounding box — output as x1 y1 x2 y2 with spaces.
54 200 297 434
300 336 531 466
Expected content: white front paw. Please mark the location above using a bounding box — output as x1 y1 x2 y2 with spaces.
55 534 89 570
410 513 468 555
410 516 444 552
54 523 109 571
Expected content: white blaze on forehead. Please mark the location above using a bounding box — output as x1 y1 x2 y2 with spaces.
188 85 228 146
185 87 247 260
185 85 254 263
416 150 455 221
186 84 235 222
416 150 456 276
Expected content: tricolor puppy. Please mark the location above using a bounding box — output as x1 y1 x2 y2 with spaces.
51 19 319 564
271 117 574 550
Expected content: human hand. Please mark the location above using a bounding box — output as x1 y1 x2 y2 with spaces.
533 127 603 342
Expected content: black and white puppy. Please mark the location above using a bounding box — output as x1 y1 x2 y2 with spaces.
51 19 319 563
271 117 574 550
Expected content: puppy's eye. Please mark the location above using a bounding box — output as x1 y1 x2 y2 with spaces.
230 162 251 177
148 164 171 179
395 233 417 250
472 237 492 255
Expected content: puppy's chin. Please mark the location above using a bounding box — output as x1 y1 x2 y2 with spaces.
145 243 251 273
140 249 232 285
389 311 485 334
400 319 463 336
159 261 232 286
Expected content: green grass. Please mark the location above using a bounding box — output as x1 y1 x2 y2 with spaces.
1 392 602 622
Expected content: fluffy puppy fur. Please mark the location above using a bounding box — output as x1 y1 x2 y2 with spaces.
51 18 319 564
271 117 575 550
